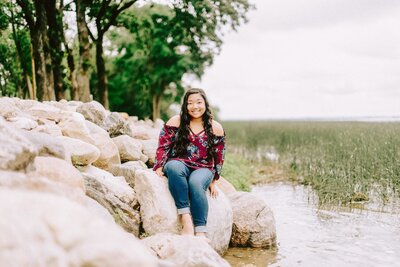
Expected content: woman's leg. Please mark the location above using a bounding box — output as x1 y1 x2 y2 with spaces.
187 168 213 234
163 160 194 235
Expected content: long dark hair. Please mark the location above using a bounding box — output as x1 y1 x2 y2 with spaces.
175 88 215 160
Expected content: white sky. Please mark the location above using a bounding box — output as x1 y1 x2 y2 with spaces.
191 0 400 120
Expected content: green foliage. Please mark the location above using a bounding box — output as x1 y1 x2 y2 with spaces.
224 121 400 206
108 4 204 118
221 153 252 191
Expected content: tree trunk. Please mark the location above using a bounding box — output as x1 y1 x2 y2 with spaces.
30 43 36 100
33 0 55 101
96 35 109 109
152 93 162 120
45 0 66 100
76 0 91 102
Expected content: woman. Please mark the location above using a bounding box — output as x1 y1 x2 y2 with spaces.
153 88 225 238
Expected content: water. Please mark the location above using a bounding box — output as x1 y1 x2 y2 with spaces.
224 183 400 267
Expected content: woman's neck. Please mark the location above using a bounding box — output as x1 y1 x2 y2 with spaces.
190 117 203 125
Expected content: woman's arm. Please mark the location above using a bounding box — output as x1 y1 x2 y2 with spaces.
153 116 180 176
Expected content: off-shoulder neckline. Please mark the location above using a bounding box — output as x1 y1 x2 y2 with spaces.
164 124 225 139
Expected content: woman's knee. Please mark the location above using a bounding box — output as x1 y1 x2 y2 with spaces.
188 169 213 191
164 160 188 177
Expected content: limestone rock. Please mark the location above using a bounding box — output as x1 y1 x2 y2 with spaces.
7 116 38 130
207 187 233 255
112 135 144 162
140 139 157 165
143 233 230 267
57 136 100 166
153 118 164 130
135 169 179 235
32 119 63 136
76 101 107 126
28 156 85 191
85 121 121 170
102 112 133 138
27 102 80 122
0 170 114 223
0 97 20 118
216 177 237 196
21 131 70 161
129 124 160 140
59 117 120 169
0 188 158 267
108 161 148 186
229 192 276 248
80 165 140 236
0 119 37 171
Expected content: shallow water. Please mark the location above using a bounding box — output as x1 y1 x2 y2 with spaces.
224 183 400 267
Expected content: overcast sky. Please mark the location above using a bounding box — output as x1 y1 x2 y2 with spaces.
191 0 400 120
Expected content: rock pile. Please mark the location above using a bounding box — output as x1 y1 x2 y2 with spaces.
0 97 276 266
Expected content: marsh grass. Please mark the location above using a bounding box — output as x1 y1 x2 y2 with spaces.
222 121 400 205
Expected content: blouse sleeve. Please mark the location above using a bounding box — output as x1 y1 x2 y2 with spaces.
213 135 226 180
153 124 177 171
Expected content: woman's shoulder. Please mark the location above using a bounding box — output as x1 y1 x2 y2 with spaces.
166 115 180 127
212 120 224 136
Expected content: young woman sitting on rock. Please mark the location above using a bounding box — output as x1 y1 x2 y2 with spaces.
153 88 225 239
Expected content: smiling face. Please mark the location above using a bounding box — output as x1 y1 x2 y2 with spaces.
187 93 206 119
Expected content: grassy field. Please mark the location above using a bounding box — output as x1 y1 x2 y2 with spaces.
221 121 400 206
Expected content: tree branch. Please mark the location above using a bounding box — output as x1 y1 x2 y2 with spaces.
16 0 35 31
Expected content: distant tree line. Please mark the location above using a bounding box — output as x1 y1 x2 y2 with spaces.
0 0 251 120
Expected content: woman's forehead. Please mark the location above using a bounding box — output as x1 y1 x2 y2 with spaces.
188 93 203 102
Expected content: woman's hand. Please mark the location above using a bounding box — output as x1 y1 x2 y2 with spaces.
155 167 164 177
209 180 218 198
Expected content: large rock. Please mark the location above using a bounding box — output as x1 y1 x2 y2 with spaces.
21 131 70 161
102 112 133 138
0 97 20 118
28 156 85 191
57 136 100 166
80 165 140 236
7 116 38 130
206 187 233 255
143 233 230 267
129 123 160 140
85 121 121 169
108 161 148 186
27 102 81 122
59 117 120 169
229 192 276 248
0 170 112 222
112 135 144 162
76 101 107 126
32 118 63 136
0 119 37 171
0 188 158 267
135 169 179 235
216 177 237 196
140 139 157 165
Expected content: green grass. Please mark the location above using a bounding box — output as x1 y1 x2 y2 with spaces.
222 121 400 205
221 153 253 191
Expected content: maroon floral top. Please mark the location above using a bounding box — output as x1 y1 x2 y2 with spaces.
153 124 226 180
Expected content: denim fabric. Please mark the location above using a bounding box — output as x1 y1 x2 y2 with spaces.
164 160 213 233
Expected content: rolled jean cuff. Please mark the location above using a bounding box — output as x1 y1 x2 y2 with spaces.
194 225 207 233
177 207 191 215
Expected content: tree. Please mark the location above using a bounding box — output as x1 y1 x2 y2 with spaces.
75 0 92 101
85 0 136 109
108 1 252 120
0 1 34 98
17 0 55 101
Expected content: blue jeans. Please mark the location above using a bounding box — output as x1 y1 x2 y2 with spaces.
164 160 213 233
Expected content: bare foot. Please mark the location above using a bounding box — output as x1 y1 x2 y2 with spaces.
195 232 211 244
180 214 194 235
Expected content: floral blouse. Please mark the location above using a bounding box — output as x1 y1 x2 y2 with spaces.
153 124 226 180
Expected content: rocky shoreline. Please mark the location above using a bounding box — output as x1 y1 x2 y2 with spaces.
0 97 276 267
